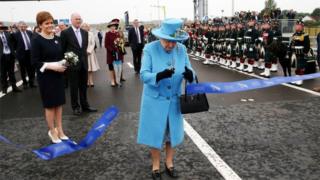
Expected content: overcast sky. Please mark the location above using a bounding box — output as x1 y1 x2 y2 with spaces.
0 0 319 24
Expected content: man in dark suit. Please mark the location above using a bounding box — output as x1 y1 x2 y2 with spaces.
128 19 144 73
12 21 36 89
60 13 97 115
97 30 103 48
0 22 21 94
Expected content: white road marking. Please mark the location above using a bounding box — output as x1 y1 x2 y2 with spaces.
0 80 23 98
127 62 134 69
188 55 320 97
184 119 242 180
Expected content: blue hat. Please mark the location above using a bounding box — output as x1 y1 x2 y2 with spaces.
152 18 189 42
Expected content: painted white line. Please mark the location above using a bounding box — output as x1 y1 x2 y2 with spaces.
127 62 134 69
189 55 320 97
0 80 23 98
184 119 242 180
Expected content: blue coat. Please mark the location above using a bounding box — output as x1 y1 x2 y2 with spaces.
137 40 194 149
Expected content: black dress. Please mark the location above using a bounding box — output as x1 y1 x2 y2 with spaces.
31 34 65 108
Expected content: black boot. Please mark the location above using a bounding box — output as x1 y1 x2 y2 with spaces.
2 88 7 94
12 86 22 92
29 81 37 88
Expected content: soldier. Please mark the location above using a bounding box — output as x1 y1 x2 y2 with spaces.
217 23 226 65
259 20 274 77
270 20 282 72
223 22 231 66
256 22 265 70
235 22 245 70
200 23 209 58
228 21 238 68
211 23 219 63
290 20 310 85
243 17 260 73
203 24 214 65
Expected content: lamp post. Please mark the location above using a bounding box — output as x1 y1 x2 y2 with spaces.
10 7 15 23
232 0 235 16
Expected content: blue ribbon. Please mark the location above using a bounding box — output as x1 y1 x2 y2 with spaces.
0 106 119 160
187 73 320 94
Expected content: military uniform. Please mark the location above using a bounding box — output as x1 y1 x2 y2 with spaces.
270 23 282 72
243 24 260 72
259 22 274 77
236 23 246 70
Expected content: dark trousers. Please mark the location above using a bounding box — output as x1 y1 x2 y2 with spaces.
17 50 35 85
68 67 89 110
317 53 320 70
279 58 291 76
98 38 103 48
0 54 17 90
131 44 143 73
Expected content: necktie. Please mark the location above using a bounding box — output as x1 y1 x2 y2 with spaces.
75 29 82 48
135 27 141 44
22 31 31 50
1 33 10 54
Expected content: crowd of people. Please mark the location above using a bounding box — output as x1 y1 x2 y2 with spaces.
0 11 149 144
1 8 320 180
183 12 319 86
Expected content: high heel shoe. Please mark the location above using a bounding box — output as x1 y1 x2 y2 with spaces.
48 130 62 144
164 163 179 178
55 128 69 141
151 169 161 180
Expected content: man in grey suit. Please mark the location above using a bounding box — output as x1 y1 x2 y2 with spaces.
60 13 97 115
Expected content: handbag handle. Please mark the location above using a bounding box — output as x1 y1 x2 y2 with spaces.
184 76 199 101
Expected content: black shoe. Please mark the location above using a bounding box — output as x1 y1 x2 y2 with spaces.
120 78 126 82
82 107 98 112
23 83 29 89
12 86 22 92
90 84 94 87
151 170 161 180
165 163 179 178
73 108 82 116
2 88 7 94
29 83 37 88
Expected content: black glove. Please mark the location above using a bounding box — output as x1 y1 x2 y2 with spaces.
156 69 175 83
183 66 193 83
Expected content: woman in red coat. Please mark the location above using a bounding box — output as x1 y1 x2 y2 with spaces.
105 19 124 87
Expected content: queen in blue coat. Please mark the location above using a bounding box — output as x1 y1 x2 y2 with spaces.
137 19 195 179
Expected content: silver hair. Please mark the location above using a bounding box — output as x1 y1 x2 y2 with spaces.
18 21 26 26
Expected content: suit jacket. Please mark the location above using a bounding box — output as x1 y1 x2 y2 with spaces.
0 31 15 58
60 27 88 70
12 30 33 59
128 26 144 49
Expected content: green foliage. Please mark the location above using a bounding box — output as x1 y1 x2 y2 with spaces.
260 0 277 17
311 8 320 18
304 20 320 27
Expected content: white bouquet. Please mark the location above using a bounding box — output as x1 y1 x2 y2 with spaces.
62 51 79 66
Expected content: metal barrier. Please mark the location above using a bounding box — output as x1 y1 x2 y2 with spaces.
279 19 297 34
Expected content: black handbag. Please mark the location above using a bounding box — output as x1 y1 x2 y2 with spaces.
180 76 209 114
